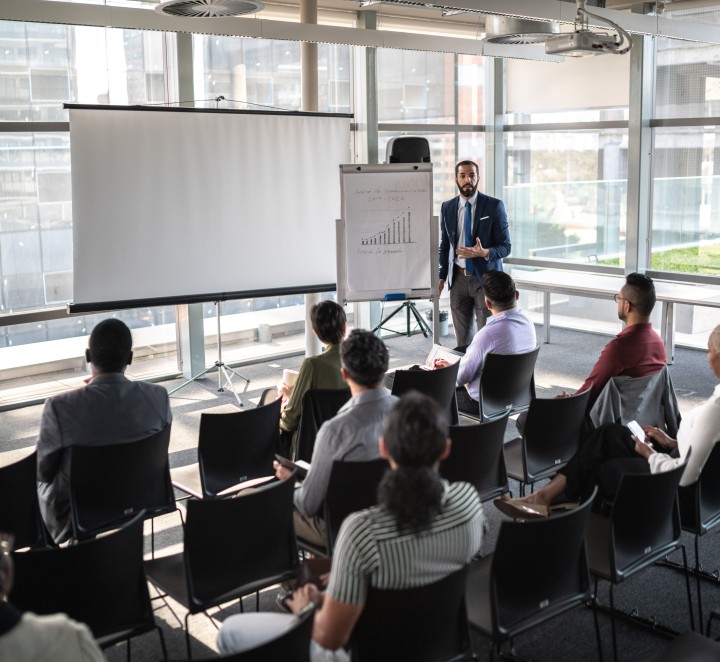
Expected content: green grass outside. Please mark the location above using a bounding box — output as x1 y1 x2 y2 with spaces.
601 245 720 275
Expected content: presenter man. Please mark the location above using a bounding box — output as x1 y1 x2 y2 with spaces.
438 160 511 348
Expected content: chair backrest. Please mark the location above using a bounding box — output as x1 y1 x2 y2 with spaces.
0 451 51 549
69 423 173 540
609 461 686 580
199 399 280 497
694 442 720 535
390 362 460 425
520 389 592 481
169 609 313 662
349 567 471 662
11 513 155 647
183 476 298 610
589 366 681 437
294 388 351 462
324 459 389 551
489 490 593 638
478 347 540 421
442 415 509 502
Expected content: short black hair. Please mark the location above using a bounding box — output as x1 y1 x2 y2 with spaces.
455 160 479 176
88 318 133 373
482 270 516 310
340 329 389 388
624 272 656 316
310 300 346 345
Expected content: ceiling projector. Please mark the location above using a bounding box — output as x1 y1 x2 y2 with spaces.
545 30 619 56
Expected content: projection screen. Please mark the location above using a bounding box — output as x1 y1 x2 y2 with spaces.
67 105 352 312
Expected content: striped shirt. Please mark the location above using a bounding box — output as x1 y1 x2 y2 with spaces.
326 480 484 605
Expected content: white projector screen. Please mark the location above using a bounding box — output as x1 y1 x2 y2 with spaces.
68 105 352 312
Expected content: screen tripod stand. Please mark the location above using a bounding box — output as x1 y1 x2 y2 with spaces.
169 301 250 406
372 301 431 338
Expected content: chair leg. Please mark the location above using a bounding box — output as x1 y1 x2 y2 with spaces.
156 625 168 661
681 544 696 632
184 612 193 660
695 534 704 629
592 577 604 662
609 584 618 662
126 638 131 662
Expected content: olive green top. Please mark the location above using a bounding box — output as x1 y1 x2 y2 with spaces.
279 343 345 434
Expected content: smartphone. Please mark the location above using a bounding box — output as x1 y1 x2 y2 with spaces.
274 454 309 479
627 420 649 445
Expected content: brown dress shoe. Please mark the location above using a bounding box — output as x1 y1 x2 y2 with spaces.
493 495 549 520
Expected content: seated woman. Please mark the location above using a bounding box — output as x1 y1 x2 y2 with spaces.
279 300 347 454
0 533 104 662
217 392 484 660
496 323 720 520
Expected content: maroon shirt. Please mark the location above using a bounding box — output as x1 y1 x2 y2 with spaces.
579 323 666 408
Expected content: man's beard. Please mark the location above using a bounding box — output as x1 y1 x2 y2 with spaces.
459 182 477 198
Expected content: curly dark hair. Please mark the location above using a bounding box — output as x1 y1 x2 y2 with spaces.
310 300 346 345
340 329 389 388
378 392 448 533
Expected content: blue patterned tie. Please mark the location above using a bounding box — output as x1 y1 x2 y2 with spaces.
464 200 474 275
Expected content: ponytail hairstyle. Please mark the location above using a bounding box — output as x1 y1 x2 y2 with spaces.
378 392 449 533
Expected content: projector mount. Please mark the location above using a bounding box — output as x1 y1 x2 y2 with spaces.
545 0 632 57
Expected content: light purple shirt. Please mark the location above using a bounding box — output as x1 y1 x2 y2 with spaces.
457 308 536 401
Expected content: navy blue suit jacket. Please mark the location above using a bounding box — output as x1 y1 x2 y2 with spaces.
438 193 511 288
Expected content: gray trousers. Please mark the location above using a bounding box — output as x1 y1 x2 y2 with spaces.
449 265 488 348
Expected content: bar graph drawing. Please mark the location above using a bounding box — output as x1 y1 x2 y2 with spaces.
360 209 413 246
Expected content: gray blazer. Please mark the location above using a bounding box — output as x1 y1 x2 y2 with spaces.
36 373 172 543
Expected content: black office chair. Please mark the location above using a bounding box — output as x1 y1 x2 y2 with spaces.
293 388 351 462
11 513 167 660
324 458 389 552
145 476 299 659
390 361 460 425
585 462 694 661
503 389 591 496
466 347 540 422
348 567 471 662
172 399 280 499
659 443 720 628
441 414 510 503
167 607 314 662
69 424 175 553
0 451 52 549
465 489 596 660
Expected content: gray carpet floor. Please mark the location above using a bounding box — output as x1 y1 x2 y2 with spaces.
2 325 719 661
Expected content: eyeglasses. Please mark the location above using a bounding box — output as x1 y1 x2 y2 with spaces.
613 294 636 306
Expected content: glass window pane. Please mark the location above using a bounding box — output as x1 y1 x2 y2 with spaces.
457 54 484 126
377 50 454 124
0 21 167 122
193 35 350 113
656 36 720 120
651 127 720 275
505 129 628 265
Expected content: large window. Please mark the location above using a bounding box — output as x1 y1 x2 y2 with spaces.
194 35 351 113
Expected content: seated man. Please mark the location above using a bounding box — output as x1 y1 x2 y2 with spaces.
568 272 666 409
438 270 536 416
495 323 720 519
36 319 172 544
273 329 397 548
516 272 667 434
